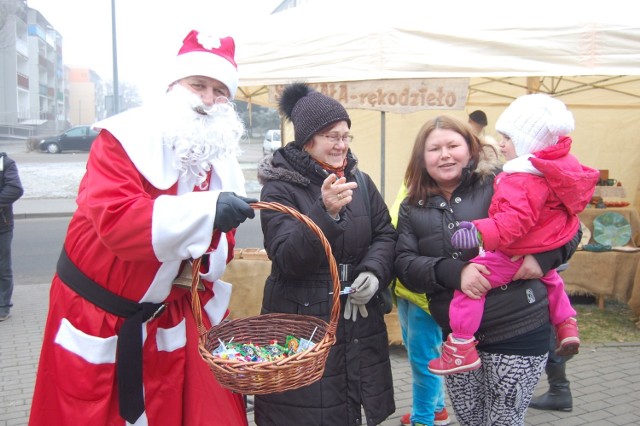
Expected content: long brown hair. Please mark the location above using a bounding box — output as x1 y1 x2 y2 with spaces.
404 115 483 205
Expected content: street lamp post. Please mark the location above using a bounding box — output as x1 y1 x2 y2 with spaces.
111 0 119 115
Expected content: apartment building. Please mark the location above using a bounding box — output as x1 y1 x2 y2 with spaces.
0 0 106 139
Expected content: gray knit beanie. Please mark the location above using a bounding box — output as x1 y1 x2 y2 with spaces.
278 83 351 146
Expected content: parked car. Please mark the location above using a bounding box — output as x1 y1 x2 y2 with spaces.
39 125 99 154
262 129 281 156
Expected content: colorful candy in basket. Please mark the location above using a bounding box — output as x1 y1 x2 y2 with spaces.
212 328 317 362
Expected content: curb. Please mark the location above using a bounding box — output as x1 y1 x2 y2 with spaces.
14 211 75 220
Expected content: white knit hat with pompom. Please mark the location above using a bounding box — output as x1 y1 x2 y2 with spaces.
495 93 574 156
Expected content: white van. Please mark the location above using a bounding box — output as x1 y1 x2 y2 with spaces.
262 129 281 156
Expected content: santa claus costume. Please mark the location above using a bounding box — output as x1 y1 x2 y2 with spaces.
30 31 250 426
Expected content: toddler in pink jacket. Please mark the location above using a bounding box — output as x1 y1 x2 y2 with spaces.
429 94 599 376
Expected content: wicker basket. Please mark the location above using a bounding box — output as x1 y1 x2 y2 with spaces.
190 201 341 395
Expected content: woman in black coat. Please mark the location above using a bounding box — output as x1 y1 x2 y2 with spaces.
394 115 579 426
254 83 397 426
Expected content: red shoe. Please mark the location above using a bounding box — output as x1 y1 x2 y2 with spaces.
428 334 481 375
434 408 451 425
555 317 580 356
400 413 411 425
400 408 451 426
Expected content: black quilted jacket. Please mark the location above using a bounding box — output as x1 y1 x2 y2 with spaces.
394 153 579 346
253 144 397 426
0 153 24 233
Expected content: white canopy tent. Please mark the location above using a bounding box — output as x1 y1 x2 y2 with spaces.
232 0 640 204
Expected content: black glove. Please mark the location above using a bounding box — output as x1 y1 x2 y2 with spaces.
214 192 257 232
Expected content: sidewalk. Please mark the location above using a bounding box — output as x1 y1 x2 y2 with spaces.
2 279 640 425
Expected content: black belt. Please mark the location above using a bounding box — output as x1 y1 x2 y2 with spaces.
56 249 166 424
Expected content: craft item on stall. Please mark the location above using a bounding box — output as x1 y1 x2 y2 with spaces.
603 201 630 207
577 222 591 250
593 212 632 247
582 242 612 252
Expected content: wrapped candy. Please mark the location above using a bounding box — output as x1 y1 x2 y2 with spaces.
211 330 317 362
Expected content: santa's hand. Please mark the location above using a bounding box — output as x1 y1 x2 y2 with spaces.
214 192 257 232
451 221 481 249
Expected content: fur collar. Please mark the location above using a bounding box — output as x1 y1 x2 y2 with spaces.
475 143 504 177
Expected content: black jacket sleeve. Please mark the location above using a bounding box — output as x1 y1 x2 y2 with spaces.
532 228 582 274
395 201 456 294
0 154 24 207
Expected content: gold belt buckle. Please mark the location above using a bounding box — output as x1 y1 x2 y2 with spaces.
172 260 205 291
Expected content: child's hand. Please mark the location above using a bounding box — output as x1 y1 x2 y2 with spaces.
451 221 481 249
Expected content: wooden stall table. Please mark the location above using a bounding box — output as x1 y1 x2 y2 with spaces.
560 207 640 325
223 248 403 344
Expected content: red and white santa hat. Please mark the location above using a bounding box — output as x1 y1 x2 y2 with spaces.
171 30 238 98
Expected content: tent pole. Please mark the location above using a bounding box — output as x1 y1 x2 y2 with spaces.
380 111 386 199
527 77 541 94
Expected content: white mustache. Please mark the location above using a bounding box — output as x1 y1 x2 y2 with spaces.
159 87 245 188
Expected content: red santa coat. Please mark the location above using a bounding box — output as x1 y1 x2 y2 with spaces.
474 136 599 256
30 107 248 426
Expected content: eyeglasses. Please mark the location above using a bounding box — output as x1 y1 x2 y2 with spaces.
318 133 354 143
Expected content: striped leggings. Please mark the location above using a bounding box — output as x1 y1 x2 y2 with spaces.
445 351 547 426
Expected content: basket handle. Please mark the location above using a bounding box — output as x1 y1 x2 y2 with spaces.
190 201 341 335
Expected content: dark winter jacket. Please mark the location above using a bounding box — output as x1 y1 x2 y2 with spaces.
254 144 397 426
0 153 24 233
395 151 579 347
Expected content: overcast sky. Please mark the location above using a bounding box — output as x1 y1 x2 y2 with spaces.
27 0 281 103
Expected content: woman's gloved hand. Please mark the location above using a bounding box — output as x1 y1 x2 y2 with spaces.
214 192 258 232
344 298 368 322
349 272 379 304
343 272 379 322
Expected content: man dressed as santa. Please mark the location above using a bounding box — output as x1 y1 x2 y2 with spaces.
30 30 256 426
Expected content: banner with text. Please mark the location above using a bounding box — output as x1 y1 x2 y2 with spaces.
269 78 469 113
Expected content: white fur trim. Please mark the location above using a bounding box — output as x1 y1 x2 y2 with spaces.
139 260 181 303
150 157 245 262
155 319 187 352
200 235 229 282
54 318 117 364
502 154 543 175
172 51 238 98
209 157 246 195
93 108 179 190
204 280 232 325
152 191 220 262
93 109 246 194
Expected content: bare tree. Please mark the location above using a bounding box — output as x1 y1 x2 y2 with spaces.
0 0 20 48
119 81 143 112
105 80 143 114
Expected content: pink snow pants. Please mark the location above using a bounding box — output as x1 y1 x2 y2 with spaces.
450 250 576 340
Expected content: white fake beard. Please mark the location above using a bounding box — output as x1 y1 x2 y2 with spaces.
159 85 245 189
